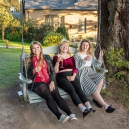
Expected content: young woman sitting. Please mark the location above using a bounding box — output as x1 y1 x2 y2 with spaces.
53 40 96 118
74 39 116 113
25 41 77 123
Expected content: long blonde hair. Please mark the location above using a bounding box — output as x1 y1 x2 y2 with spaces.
79 39 93 56
58 40 71 55
26 41 44 68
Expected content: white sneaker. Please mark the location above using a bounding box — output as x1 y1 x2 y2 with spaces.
69 114 77 121
59 114 70 123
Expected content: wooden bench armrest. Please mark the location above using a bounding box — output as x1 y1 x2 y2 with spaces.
19 73 32 84
96 67 108 73
19 73 33 101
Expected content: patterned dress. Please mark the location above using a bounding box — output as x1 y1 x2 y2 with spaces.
74 52 104 96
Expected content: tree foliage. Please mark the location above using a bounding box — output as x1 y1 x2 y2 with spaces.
0 7 20 40
0 0 10 11
0 0 20 12
10 0 20 11
56 26 69 40
43 31 63 46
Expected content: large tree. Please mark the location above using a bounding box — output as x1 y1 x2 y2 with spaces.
0 7 20 40
0 0 20 12
10 0 20 11
98 0 129 73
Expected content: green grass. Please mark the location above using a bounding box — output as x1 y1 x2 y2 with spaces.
0 39 30 49
0 47 29 90
0 38 49 90
0 39 47 49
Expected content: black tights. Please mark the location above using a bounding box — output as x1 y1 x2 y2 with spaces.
56 71 89 106
34 83 72 119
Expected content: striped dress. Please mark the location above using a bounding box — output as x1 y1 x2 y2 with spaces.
74 52 104 96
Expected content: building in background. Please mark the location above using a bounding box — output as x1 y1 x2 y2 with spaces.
24 0 98 42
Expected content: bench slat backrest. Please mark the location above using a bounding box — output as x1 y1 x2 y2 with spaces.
43 45 77 55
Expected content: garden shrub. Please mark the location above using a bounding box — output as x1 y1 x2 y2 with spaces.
104 46 129 79
104 46 124 69
87 36 94 42
23 19 38 42
5 27 21 41
25 24 54 42
43 31 63 46
56 26 69 40
37 24 54 42
6 33 21 41
24 27 37 42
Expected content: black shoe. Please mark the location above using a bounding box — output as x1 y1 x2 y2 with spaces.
83 108 96 118
93 99 102 108
83 109 90 118
106 106 116 113
89 108 96 113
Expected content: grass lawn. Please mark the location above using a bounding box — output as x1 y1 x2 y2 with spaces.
0 39 55 90
0 47 30 90
0 39 30 49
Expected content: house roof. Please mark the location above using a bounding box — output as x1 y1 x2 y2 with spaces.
24 0 98 10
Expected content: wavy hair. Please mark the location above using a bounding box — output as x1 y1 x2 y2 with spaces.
79 39 93 56
26 41 44 68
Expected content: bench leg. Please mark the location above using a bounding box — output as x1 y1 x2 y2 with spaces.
22 83 28 102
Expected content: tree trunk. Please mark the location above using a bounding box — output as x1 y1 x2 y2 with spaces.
99 0 129 73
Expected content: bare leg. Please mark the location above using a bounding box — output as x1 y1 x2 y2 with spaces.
92 91 116 113
92 91 108 108
97 79 104 93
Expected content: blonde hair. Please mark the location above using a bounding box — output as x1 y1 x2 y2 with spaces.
79 39 93 56
26 41 44 68
58 40 71 55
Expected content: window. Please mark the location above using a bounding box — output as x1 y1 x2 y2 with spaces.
78 18 86 33
45 15 64 29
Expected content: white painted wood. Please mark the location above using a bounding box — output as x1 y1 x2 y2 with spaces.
43 46 77 55
29 99 44 104
96 67 108 74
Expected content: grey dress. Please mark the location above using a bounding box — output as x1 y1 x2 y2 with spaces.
74 52 104 96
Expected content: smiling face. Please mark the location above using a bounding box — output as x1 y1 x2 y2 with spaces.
59 42 69 53
31 44 41 57
81 42 90 52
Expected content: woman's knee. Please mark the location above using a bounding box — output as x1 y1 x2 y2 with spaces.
45 93 54 101
51 88 60 97
72 83 83 93
98 79 104 88
41 89 53 100
101 79 104 83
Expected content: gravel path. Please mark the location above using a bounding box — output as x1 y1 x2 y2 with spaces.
0 85 129 129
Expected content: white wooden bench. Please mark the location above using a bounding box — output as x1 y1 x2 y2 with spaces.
18 45 108 103
18 46 77 103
